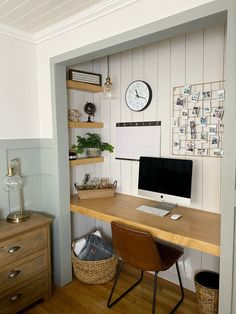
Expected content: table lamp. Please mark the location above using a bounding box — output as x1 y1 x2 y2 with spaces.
3 158 30 223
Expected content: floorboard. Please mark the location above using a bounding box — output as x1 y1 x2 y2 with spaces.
22 268 199 314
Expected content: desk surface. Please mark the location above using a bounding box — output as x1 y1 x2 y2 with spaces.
70 193 220 257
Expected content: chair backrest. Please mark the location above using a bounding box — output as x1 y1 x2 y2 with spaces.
111 221 163 271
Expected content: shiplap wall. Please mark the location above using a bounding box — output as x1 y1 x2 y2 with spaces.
68 23 225 290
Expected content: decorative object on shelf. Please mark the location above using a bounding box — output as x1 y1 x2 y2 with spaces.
103 55 114 99
84 102 96 122
172 80 225 157
69 69 102 86
3 158 30 223
74 179 117 199
69 149 77 160
125 80 152 111
68 109 81 122
72 132 114 158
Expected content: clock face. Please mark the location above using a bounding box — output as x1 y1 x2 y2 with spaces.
125 80 152 111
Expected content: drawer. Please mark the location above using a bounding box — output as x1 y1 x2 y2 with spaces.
0 272 48 314
0 227 48 268
0 249 48 293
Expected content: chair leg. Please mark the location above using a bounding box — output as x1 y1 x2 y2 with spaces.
152 271 158 314
169 262 184 314
107 260 143 308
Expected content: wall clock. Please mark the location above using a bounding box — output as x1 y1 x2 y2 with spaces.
125 80 152 111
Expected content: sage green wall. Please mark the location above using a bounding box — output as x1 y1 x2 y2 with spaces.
0 138 72 286
0 139 42 219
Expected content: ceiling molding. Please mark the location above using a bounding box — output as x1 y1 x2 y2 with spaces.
0 0 139 44
33 0 139 44
0 22 34 43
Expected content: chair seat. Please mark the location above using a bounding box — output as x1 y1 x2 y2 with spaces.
156 242 183 271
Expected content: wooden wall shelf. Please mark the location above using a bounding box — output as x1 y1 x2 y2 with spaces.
67 80 103 93
70 156 104 166
68 121 103 128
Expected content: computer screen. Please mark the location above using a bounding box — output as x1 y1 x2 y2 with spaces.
138 157 193 207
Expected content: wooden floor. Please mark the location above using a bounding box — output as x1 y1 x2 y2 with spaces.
23 269 199 314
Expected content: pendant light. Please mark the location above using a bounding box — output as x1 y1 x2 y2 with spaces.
103 55 114 99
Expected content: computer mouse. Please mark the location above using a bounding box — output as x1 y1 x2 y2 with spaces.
170 214 182 220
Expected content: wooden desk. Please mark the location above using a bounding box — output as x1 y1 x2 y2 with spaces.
70 193 220 257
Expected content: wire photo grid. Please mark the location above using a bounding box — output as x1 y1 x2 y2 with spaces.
172 80 225 158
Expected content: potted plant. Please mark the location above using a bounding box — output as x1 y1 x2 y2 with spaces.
72 132 114 157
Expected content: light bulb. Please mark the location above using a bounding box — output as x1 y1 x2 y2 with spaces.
103 77 113 99
3 174 22 192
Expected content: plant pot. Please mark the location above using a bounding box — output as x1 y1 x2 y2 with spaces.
86 148 101 157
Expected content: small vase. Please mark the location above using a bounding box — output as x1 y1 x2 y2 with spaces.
86 148 101 157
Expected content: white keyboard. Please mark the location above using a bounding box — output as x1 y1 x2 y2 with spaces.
136 205 170 217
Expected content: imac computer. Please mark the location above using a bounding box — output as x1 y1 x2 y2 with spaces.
138 156 193 210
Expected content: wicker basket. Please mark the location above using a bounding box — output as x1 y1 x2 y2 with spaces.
194 271 219 314
72 251 118 284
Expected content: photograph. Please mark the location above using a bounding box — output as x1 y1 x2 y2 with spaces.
181 110 188 118
211 135 219 147
186 141 194 152
191 92 200 103
209 124 217 135
219 123 224 132
197 148 208 155
173 139 180 149
183 85 191 96
200 91 211 99
191 106 200 116
212 108 224 120
217 89 225 101
190 121 196 139
213 149 223 156
179 125 186 134
200 116 207 127
204 104 211 114
176 97 185 107
201 132 208 141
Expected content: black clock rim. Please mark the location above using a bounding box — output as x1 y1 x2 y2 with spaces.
125 80 152 112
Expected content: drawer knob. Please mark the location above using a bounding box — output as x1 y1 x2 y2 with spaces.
8 246 21 253
10 293 21 302
8 269 21 278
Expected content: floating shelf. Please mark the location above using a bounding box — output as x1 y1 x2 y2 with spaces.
70 156 104 166
68 121 103 128
67 80 103 93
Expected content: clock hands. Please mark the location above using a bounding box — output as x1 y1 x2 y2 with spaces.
135 89 146 100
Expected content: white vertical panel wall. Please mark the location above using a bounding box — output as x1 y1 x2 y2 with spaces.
69 23 225 290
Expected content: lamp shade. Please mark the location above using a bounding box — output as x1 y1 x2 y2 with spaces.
103 77 114 99
3 174 22 192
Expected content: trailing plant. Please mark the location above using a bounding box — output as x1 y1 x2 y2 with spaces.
72 132 114 154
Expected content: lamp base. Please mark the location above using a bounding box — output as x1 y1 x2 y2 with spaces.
7 211 30 223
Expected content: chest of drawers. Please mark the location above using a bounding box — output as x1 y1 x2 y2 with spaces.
0 212 52 313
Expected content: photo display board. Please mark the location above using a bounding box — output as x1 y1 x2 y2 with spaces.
172 80 225 158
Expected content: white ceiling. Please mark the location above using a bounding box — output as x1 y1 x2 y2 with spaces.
0 0 105 33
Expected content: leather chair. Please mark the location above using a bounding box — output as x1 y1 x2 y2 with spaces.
107 221 184 314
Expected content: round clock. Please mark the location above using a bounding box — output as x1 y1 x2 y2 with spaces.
125 80 152 111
